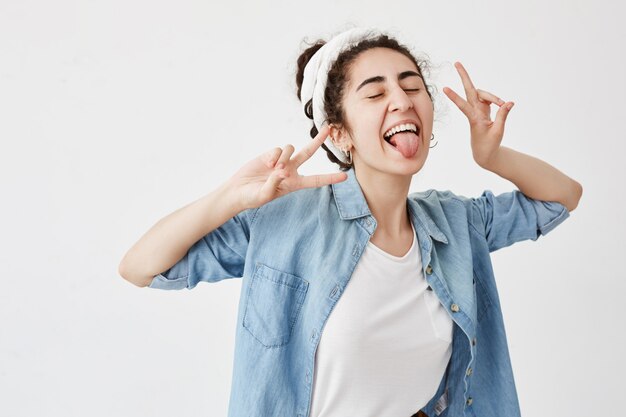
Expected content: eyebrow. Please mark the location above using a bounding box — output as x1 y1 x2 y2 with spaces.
355 70 422 92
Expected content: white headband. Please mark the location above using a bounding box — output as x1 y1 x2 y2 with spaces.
300 27 384 164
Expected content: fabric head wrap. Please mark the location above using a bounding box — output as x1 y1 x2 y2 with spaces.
300 27 384 164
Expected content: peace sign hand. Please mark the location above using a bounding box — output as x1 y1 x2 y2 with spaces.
443 61 515 168
229 124 348 210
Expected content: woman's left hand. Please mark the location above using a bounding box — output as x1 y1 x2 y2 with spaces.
443 61 515 168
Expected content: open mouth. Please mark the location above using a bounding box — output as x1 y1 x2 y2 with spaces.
384 125 421 147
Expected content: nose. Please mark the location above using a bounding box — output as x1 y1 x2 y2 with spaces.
388 85 413 112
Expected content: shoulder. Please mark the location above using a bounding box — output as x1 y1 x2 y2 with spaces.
408 188 470 210
407 189 477 235
255 185 332 217
407 188 472 228
408 188 523 232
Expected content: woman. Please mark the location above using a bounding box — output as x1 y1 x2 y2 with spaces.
119 27 582 417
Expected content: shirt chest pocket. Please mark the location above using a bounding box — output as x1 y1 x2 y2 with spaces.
242 263 309 348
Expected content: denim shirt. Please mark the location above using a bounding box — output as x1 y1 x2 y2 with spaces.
148 166 570 417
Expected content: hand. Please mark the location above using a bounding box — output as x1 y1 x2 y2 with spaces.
443 61 515 168
228 124 348 210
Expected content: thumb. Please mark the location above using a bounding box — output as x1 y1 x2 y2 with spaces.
259 169 287 203
495 101 514 129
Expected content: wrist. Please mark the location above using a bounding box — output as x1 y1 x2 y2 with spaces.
476 147 505 171
219 177 247 213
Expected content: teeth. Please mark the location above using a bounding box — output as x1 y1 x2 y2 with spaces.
384 123 418 139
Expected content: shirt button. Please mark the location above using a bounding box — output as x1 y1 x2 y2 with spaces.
450 303 460 312
425 265 433 274
466 397 473 406
365 218 372 226
472 338 477 346
466 367 473 376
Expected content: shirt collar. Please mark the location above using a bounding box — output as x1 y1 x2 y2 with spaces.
331 166 448 244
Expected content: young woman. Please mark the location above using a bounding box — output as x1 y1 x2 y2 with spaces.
119 27 582 417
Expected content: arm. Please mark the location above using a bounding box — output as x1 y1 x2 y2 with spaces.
479 146 583 212
119 126 348 289
443 61 582 212
118 178 244 288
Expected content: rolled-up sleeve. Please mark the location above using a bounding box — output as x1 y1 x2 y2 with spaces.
148 206 260 290
470 189 570 253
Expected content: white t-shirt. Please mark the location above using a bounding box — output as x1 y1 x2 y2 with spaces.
309 220 454 417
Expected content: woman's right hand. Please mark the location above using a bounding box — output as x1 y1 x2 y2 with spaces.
228 125 349 210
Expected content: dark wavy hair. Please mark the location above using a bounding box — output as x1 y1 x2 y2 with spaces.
295 30 435 171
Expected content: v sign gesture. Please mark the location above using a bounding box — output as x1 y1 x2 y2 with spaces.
229 124 348 211
443 61 515 168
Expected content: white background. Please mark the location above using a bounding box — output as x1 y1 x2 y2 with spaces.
1 0 624 416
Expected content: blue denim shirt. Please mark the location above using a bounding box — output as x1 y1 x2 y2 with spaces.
148 166 570 417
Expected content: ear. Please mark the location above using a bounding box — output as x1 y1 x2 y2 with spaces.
328 123 351 151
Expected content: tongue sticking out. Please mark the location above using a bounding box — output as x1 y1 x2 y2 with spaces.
389 131 419 158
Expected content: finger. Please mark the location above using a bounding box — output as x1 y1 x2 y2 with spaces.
275 144 295 169
265 147 283 168
454 61 479 103
292 124 331 168
296 172 348 190
494 101 514 129
259 168 287 200
443 87 472 117
477 89 505 106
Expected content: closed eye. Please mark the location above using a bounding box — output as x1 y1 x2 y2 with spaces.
367 89 421 99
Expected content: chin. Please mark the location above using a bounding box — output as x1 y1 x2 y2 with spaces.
379 159 427 177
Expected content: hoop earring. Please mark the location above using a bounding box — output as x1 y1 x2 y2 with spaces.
429 133 438 148
342 149 353 165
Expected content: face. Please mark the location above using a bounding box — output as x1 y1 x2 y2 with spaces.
329 47 434 175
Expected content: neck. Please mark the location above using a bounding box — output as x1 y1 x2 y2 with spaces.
353 165 413 237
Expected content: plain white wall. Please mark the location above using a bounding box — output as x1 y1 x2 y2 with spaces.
1 0 624 415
